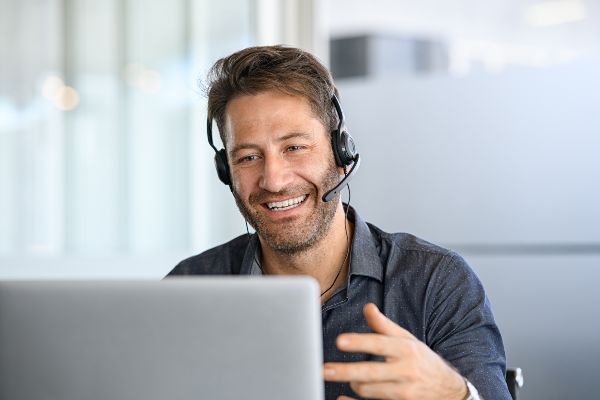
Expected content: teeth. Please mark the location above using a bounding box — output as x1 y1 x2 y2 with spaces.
267 195 306 210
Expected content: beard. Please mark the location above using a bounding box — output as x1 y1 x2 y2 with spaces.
232 160 341 255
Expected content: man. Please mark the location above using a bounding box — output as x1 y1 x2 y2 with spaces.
167 45 511 400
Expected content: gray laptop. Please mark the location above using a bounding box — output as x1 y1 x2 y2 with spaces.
0 277 324 400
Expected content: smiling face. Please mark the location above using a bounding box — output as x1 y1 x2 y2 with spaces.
224 90 341 254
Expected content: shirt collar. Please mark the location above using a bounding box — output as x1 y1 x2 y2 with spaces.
239 205 383 283
240 234 261 275
346 205 383 283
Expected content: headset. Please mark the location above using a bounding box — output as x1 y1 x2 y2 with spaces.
206 93 360 202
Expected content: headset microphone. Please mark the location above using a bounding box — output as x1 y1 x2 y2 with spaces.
321 94 360 202
322 154 360 202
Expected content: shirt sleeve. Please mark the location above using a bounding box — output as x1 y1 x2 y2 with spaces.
425 252 512 400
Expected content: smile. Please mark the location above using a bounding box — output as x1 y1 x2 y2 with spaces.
266 195 307 211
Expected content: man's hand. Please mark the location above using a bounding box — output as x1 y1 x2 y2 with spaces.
323 303 468 400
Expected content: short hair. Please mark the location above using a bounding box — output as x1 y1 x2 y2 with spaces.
205 45 339 147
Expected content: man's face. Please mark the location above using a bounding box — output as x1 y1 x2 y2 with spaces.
224 90 341 254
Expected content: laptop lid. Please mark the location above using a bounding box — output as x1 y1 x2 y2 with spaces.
0 277 324 400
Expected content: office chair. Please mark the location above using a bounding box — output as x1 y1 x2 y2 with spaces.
506 368 524 400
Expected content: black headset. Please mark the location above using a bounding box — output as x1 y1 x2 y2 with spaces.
206 93 360 202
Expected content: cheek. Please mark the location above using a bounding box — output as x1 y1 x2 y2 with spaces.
323 150 342 178
231 176 246 198
231 169 256 197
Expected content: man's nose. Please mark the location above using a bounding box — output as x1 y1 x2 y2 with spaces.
259 154 292 193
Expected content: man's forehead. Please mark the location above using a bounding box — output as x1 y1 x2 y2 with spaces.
225 90 312 113
223 91 325 144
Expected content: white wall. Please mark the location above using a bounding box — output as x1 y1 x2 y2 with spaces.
340 63 600 246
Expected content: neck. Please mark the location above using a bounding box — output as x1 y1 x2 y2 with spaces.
258 202 353 302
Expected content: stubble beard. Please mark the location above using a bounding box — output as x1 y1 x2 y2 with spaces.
232 162 341 255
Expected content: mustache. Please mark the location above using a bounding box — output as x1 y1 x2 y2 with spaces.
249 185 313 205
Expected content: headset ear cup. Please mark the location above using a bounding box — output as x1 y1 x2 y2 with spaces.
340 131 357 165
214 149 231 185
332 130 357 167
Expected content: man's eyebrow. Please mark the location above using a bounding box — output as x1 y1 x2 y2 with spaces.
277 132 313 142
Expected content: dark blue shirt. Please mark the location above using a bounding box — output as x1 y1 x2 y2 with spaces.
167 207 511 399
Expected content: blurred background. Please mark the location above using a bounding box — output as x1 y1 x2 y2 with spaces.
1 0 599 398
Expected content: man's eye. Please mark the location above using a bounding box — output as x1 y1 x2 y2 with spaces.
238 154 259 163
287 145 305 152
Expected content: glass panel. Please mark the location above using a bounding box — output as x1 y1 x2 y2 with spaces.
0 0 255 272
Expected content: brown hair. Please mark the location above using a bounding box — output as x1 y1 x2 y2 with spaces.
206 45 339 147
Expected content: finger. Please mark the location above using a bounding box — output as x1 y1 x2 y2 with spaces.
364 303 414 339
350 381 403 400
324 360 402 382
337 396 356 400
335 332 406 358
